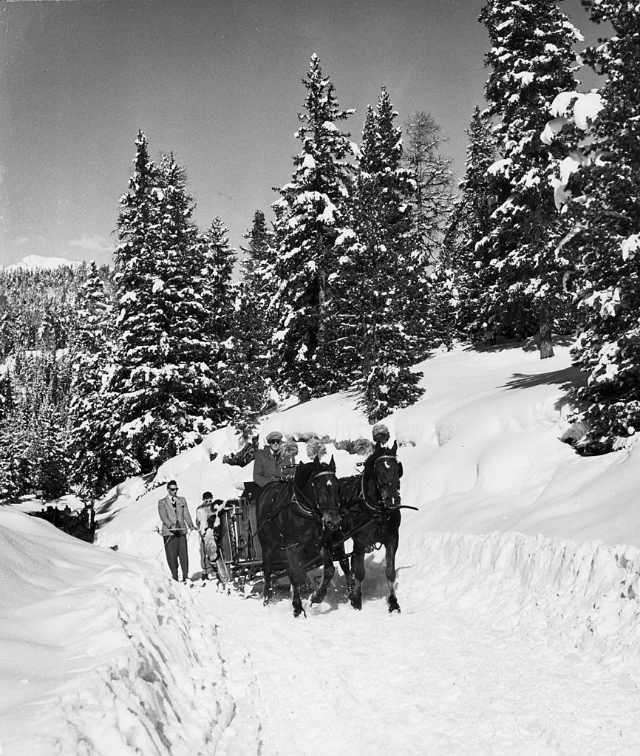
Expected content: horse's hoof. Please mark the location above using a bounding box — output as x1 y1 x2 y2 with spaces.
309 591 323 605
388 598 401 613
293 607 307 618
351 598 362 611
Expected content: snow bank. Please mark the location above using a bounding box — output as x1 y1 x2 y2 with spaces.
402 530 640 681
0 511 250 756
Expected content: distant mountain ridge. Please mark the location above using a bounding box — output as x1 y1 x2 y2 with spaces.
4 254 84 272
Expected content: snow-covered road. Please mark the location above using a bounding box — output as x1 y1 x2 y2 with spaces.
3 512 640 756
196 547 640 756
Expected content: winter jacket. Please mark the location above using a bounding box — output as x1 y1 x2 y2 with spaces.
253 447 289 488
158 495 195 537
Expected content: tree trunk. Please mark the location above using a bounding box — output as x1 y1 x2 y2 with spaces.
539 304 554 360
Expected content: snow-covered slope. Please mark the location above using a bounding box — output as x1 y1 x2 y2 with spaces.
2 342 640 755
98 343 640 552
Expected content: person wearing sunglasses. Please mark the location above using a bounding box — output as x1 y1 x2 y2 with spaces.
158 480 196 581
253 430 289 490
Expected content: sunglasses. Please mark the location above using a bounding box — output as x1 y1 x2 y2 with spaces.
269 440 282 445
168 487 178 492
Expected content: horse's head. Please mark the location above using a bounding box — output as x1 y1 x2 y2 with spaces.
309 455 341 530
367 441 402 509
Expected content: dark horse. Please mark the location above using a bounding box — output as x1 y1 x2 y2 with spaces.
256 456 341 617
335 441 403 612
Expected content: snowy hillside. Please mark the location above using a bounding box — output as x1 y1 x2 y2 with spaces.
2 343 640 755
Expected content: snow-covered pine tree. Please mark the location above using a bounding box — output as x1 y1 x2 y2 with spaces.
444 106 499 336
109 134 226 473
561 1 640 452
335 88 424 421
0 368 29 502
67 263 123 499
237 210 277 371
31 395 70 501
271 54 356 398
477 0 581 357
232 210 277 430
199 216 244 427
0 420 31 502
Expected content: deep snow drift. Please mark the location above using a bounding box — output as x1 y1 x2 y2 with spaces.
2 343 640 755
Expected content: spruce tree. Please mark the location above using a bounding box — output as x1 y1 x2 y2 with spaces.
233 210 277 428
445 106 499 336
562 1 640 451
335 88 424 421
271 54 356 398
109 134 226 473
67 263 121 499
199 216 243 428
477 0 581 356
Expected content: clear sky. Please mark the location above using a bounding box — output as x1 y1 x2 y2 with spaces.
0 0 604 268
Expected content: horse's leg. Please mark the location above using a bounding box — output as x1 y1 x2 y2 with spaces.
262 546 274 606
334 541 354 596
385 535 401 613
310 545 336 604
286 546 307 618
350 542 366 610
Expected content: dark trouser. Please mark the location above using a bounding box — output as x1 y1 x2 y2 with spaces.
163 533 189 580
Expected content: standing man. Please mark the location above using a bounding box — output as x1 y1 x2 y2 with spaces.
158 480 195 582
253 430 288 489
78 501 96 543
195 492 215 577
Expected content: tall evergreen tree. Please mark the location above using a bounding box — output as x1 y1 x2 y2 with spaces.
67 263 120 499
238 210 277 370
109 134 226 473
233 210 277 427
560 1 640 451
335 88 424 421
271 54 356 397
444 106 499 336
477 0 581 356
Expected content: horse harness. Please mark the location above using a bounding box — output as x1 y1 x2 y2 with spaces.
255 469 340 545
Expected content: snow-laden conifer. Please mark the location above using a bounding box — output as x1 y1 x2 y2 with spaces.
109 133 227 473
67 263 122 499
271 55 356 397
477 0 581 356
553 1 640 451
233 210 277 430
335 88 424 421
445 107 498 337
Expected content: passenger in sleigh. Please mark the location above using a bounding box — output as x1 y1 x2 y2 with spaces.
252 431 298 494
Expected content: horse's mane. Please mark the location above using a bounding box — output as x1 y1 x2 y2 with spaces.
294 459 328 489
